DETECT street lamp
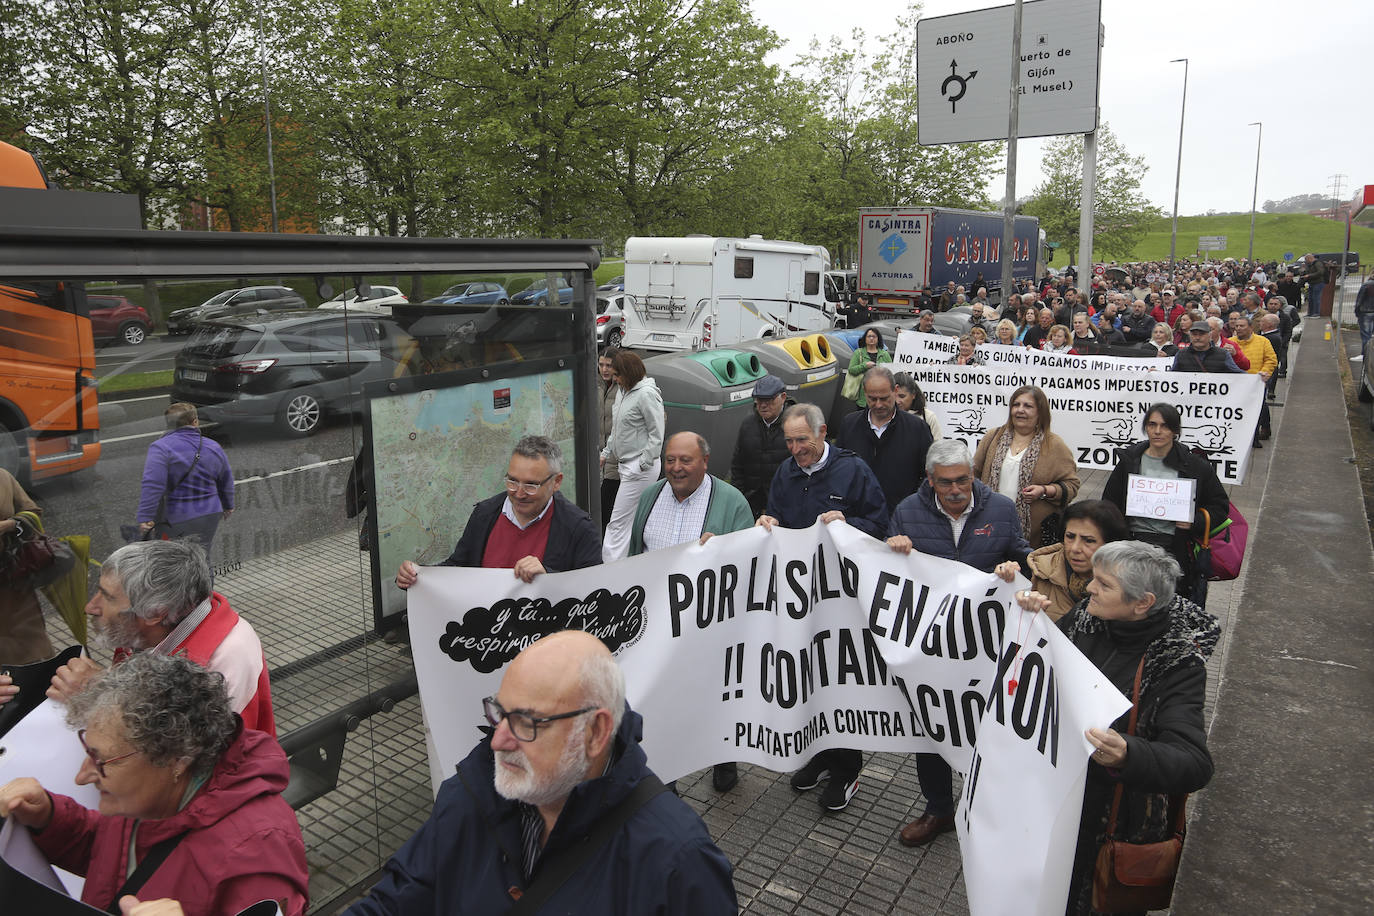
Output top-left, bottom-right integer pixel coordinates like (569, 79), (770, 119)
(1248, 122), (1262, 263)
(1168, 58), (1188, 277)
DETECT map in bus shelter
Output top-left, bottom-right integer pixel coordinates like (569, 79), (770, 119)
(367, 368), (577, 622)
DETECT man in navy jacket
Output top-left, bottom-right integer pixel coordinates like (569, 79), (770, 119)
(346, 631), (736, 915)
(396, 435), (601, 590)
(836, 366), (933, 513)
(757, 402), (887, 813)
(886, 440), (1029, 849)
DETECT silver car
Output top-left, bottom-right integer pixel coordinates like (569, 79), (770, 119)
(596, 292), (625, 349)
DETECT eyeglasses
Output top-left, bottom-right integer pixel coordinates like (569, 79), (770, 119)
(931, 474), (973, 490)
(77, 729), (139, 777)
(483, 696), (595, 742)
(504, 473), (555, 495)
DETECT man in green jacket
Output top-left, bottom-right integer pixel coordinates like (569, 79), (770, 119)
(629, 430), (753, 791)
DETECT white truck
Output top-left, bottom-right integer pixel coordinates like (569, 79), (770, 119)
(621, 235), (833, 351)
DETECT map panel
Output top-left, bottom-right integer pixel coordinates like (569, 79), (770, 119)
(368, 368), (577, 621)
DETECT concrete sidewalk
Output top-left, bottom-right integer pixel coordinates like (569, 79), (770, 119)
(1170, 327), (1374, 912)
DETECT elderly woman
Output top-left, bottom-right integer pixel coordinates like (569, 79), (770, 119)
(0, 653), (308, 916)
(600, 349), (664, 561)
(1102, 403), (1228, 604)
(972, 385), (1081, 548)
(1015, 541), (1218, 915)
(1024, 499), (1129, 620)
(892, 371), (942, 439)
(946, 333), (984, 366)
(1147, 321), (1178, 356)
(1041, 323), (1075, 355)
(993, 318), (1018, 347)
(0, 467), (59, 664)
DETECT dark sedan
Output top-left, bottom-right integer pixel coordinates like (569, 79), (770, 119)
(171, 312), (412, 436)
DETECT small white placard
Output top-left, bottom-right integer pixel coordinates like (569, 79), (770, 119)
(1125, 474), (1195, 522)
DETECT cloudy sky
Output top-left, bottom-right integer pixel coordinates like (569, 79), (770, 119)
(751, 0), (1370, 216)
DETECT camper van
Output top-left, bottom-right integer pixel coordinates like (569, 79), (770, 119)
(621, 236), (833, 352)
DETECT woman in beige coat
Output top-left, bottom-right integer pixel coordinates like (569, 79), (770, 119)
(972, 385), (1080, 549)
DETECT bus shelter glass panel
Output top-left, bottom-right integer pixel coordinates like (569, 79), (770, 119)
(3, 265), (592, 913)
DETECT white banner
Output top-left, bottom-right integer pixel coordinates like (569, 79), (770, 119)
(895, 329), (1175, 373)
(892, 333), (1263, 483)
(409, 521), (1129, 916)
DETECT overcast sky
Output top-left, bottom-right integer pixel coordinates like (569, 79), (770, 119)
(750, 0), (1370, 216)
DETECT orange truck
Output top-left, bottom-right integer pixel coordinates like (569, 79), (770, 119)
(0, 140), (103, 482)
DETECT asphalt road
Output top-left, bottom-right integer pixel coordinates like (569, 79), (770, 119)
(29, 386), (364, 573)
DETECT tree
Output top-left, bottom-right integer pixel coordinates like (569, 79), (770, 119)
(1021, 123), (1161, 263)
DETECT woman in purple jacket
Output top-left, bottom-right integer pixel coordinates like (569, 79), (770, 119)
(136, 403), (234, 555)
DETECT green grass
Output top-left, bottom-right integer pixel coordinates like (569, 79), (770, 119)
(97, 369), (173, 393)
(1098, 213), (1373, 265)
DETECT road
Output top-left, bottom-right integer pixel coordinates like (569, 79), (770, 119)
(29, 384), (365, 576)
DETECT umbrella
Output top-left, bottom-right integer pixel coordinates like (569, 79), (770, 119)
(42, 535), (93, 646)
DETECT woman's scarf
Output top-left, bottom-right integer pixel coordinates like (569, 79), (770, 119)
(988, 425), (1044, 535)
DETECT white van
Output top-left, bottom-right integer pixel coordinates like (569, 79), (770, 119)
(621, 236), (833, 351)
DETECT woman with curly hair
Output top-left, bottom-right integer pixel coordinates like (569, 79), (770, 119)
(0, 652), (309, 916)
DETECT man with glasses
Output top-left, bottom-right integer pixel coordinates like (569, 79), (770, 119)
(346, 630), (737, 915)
(885, 440), (1029, 849)
(396, 435), (600, 589)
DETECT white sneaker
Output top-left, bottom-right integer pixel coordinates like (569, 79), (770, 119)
(1351, 355), (1364, 362)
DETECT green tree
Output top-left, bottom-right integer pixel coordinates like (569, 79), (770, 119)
(1021, 123), (1161, 263)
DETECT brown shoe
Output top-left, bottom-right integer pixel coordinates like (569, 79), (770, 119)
(898, 813), (956, 847)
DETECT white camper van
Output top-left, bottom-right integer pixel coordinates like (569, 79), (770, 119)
(621, 236), (833, 352)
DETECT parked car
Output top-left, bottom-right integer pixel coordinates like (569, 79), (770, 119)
(511, 277), (574, 306)
(171, 312), (412, 436)
(167, 285), (308, 334)
(597, 275), (625, 292)
(318, 285), (408, 314)
(423, 281), (509, 306)
(596, 292), (625, 349)
(88, 294), (152, 345)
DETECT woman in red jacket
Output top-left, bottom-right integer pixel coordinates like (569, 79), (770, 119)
(0, 653), (308, 916)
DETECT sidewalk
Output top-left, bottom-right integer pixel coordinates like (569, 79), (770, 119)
(39, 326), (1369, 914)
(1169, 325), (1374, 912)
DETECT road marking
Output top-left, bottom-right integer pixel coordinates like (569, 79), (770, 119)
(103, 394), (170, 404)
(235, 456), (353, 485)
(101, 430), (165, 444)
(1276, 649), (1357, 670)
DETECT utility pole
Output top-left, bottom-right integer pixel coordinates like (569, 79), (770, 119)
(1168, 58), (1188, 278)
(999, 0), (1026, 306)
(1247, 122), (1261, 263)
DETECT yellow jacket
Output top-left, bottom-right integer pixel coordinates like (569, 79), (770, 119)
(1233, 332), (1277, 377)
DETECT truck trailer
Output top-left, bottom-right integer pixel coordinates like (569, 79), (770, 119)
(621, 236), (833, 352)
(858, 207), (1040, 315)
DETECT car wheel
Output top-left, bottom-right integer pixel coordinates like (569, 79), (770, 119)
(1359, 380), (1373, 404)
(119, 322), (148, 346)
(607, 327), (623, 349)
(497, 298), (509, 305)
(278, 392), (323, 437)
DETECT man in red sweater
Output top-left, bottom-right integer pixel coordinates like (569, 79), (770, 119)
(396, 436), (601, 589)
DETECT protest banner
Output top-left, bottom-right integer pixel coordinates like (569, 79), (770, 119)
(889, 335), (1263, 483)
(408, 521), (1129, 916)
(894, 329), (1175, 373)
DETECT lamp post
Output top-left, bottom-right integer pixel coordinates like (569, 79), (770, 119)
(1168, 58), (1188, 277)
(1248, 121), (1262, 263)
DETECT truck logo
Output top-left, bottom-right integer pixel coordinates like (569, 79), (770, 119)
(941, 59), (978, 113)
(879, 233), (908, 265)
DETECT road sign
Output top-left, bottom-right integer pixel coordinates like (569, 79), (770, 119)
(1198, 236), (1228, 251)
(916, 0), (1102, 145)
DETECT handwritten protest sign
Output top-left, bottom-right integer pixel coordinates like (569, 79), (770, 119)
(1125, 474), (1196, 522)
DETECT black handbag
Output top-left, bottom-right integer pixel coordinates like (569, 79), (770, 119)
(1, 511), (74, 590)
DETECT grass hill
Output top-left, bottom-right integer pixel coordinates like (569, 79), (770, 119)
(1086, 213), (1372, 266)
